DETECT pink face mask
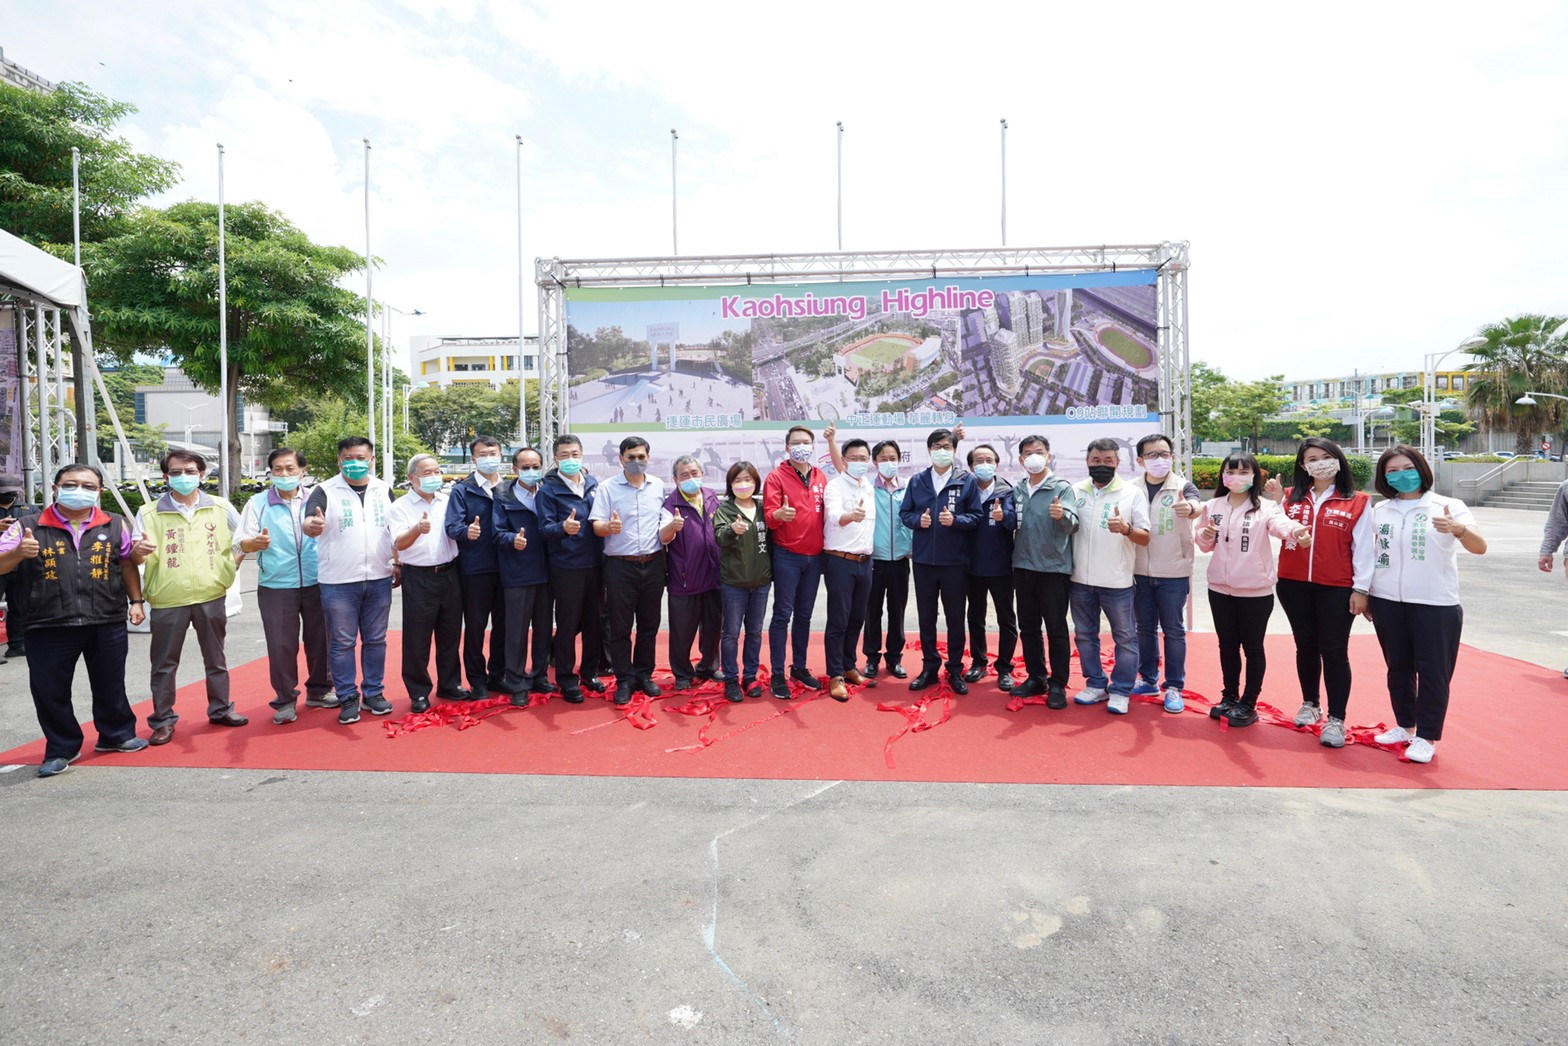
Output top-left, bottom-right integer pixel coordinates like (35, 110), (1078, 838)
(1222, 473), (1254, 493)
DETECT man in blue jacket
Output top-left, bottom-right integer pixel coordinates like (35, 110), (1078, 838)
(964, 443), (1018, 691)
(664, 455), (722, 690)
(492, 447), (552, 707)
(536, 434), (603, 703)
(898, 428), (981, 693)
(444, 435), (508, 699)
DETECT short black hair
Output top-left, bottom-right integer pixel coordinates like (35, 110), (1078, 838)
(785, 425), (814, 445)
(338, 436), (374, 455)
(161, 449), (207, 475)
(841, 438), (870, 457)
(1136, 433), (1173, 456)
(926, 428), (955, 449)
(513, 446), (541, 466)
(553, 433), (583, 454)
(725, 461), (762, 497)
(1085, 437), (1120, 455)
(1375, 444), (1434, 499)
(55, 462), (105, 486)
(1018, 434), (1050, 456)
(469, 435), (502, 456)
(267, 447), (306, 470)
(872, 440), (902, 461)
(619, 435), (650, 456)
(966, 443), (1000, 467)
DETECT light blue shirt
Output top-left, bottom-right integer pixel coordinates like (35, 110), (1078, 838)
(513, 481), (537, 513)
(589, 472), (672, 556)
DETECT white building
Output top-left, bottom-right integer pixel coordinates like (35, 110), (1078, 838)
(134, 368), (282, 477)
(0, 47), (55, 92)
(411, 335), (541, 388)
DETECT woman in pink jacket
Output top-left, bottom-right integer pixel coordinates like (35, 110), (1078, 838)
(1196, 452), (1311, 727)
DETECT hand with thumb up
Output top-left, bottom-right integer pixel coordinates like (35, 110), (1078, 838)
(990, 498), (1004, 522)
(18, 526), (40, 559)
(303, 507), (326, 537)
(563, 508), (581, 536)
(251, 526), (272, 552)
(1431, 502), (1463, 535)
(920, 506), (932, 529)
(609, 510), (623, 535)
(417, 512), (431, 535)
(775, 495), (796, 523)
(513, 528), (528, 550)
(467, 515), (482, 542)
(1107, 505), (1129, 535)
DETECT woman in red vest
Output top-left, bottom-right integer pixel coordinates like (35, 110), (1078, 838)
(1275, 438), (1374, 749)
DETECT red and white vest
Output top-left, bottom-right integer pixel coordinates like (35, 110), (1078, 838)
(1278, 490), (1369, 587)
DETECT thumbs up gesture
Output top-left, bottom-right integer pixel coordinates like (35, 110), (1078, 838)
(1293, 525), (1312, 547)
(467, 515), (482, 541)
(990, 498), (1004, 522)
(132, 530), (157, 559)
(775, 495), (796, 523)
(1264, 475), (1284, 501)
(1107, 505), (1129, 535)
(18, 526), (40, 559)
(850, 496), (866, 523)
(670, 512), (685, 532)
(563, 508), (581, 536)
(253, 526), (272, 551)
(513, 528), (528, 550)
(417, 512), (431, 535)
(731, 516), (751, 536)
(1432, 503), (1460, 534)
(609, 510), (623, 535)
(823, 420), (837, 443)
(939, 504), (954, 526)
(1173, 499), (1195, 518)
(1199, 515), (1219, 542)
(1048, 498), (1065, 521)
(304, 506), (326, 536)
(920, 506), (932, 529)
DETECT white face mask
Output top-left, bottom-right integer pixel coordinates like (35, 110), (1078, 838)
(1023, 453), (1047, 476)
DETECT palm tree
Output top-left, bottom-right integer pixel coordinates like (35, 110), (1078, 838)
(1464, 314), (1568, 454)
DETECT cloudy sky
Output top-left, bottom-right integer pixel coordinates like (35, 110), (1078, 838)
(9, 0), (1567, 381)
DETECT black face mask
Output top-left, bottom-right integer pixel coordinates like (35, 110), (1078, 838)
(0, 495), (17, 510)
(1087, 465), (1117, 484)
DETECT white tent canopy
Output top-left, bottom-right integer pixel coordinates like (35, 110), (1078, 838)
(0, 227), (85, 309)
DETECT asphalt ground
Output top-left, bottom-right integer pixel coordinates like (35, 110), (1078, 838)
(2, 505), (1565, 1045)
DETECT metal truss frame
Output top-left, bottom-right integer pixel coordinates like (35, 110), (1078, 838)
(536, 242), (1191, 465)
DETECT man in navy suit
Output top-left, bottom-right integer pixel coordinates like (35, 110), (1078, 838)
(898, 429), (982, 693)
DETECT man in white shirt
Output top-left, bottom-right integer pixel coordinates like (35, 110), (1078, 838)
(1069, 437), (1151, 715)
(388, 453), (465, 714)
(822, 438), (877, 701)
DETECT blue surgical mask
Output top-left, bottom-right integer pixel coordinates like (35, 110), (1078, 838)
(877, 461), (899, 479)
(418, 475), (445, 494)
(475, 455), (501, 475)
(973, 463), (996, 482)
(340, 459), (371, 481)
(1385, 468), (1423, 494)
(168, 474), (201, 496)
(518, 469), (542, 486)
(679, 478), (702, 496)
(557, 458), (583, 476)
(271, 474), (301, 492)
(930, 449), (954, 469)
(56, 486), (99, 511)
(846, 461), (870, 479)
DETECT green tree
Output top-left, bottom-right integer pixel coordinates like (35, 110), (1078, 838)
(407, 382), (525, 455)
(1291, 408), (1343, 441)
(291, 399), (429, 481)
(0, 81), (180, 249)
(1380, 386), (1477, 449)
(95, 363), (171, 462)
(1209, 373), (1286, 449)
(1188, 361), (1231, 444)
(78, 200), (372, 484)
(1464, 314), (1568, 454)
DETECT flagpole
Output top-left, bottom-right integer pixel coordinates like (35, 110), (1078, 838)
(363, 139), (376, 459)
(217, 143), (230, 499)
(836, 121), (843, 251)
(670, 129), (679, 255)
(999, 118), (1008, 248)
(516, 134), (528, 445)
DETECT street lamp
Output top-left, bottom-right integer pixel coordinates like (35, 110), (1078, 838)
(1422, 335), (1488, 464)
(1367, 406), (1397, 451)
(380, 303), (424, 482)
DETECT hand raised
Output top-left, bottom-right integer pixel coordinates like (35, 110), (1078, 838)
(670, 513), (685, 532)
(303, 507), (326, 536)
(1106, 506), (1129, 534)
(563, 508), (581, 536)
(1431, 503), (1458, 534)
(775, 495), (796, 523)
(920, 507), (932, 529)
(990, 498), (1004, 522)
(417, 512), (431, 535)
(513, 528), (528, 550)
(938, 506), (955, 527)
(466, 515), (482, 541)
(731, 517), (750, 535)
(1048, 499), (1065, 521)
(18, 526), (40, 559)
(1173, 499), (1195, 518)
(1263, 475), (1283, 501)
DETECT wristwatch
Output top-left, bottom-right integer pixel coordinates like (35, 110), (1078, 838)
(129, 599), (147, 605)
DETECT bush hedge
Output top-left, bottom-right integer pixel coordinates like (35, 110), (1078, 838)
(1189, 454), (1375, 492)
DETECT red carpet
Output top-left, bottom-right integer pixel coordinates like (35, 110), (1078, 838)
(3, 633), (1562, 789)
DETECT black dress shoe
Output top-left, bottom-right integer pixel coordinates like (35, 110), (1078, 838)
(947, 673), (969, 695)
(410, 696), (431, 714)
(637, 678), (663, 697)
(908, 670), (937, 691)
(469, 687), (489, 702)
(509, 692), (531, 708)
(864, 658), (880, 678)
(1012, 678), (1046, 698)
(1047, 684), (1068, 710)
(531, 680), (560, 695)
(614, 685), (633, 706)
(889, 662), (908, 679)
(437, 689), (471, 702)
(673, 678), (695, 692)
(582, 676), (607, 693)
(209, 712), (249, 727)
(149, 725), (175, 746)
(694, 669), (717, 681)
(790, 667), (822, 690)
(1224, 702), (1258, 727)
(1209, 697), (1239, 720)
(997, 675), (1014, 693)
(562, 687), (585, 704)
(963, 665), (986, 684)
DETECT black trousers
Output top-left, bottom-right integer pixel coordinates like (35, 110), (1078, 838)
(966, 572), (1018, 671)
(26, 622), (139, 761)
(501, 582), (553, 693)
(459, 570), (507, 691)
(1208, 590), (1274, 703)
(1276, 578), (1355, 719)
(912, 562), (966, 674)
(1370, 597), (1463, 741)
(550, 562), (604, 685)
(604, 554), (665, 682)
(256, 583), (334, 709)
(1014, 569), (1072, 687)
(862, 557), (910, 666)
(668, 589), (721, 682)
(823, 553), (873, 678)
(400, 565), (464, 700)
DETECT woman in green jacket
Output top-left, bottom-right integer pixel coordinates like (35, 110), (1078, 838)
(713, 462), (772, 702)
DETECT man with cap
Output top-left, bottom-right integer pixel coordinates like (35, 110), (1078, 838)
(0, 473), (29, 662)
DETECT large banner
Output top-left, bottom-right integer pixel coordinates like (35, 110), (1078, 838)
(564, 269), (1162, 486)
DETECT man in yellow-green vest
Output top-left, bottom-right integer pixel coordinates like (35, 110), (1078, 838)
(132, 450), (246, 745)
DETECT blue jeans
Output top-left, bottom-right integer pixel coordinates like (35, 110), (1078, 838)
(1133, 575), (1189, 689)
(1069, 582), (1138, 694)
(721, 581), (771, 684)
(320, 578), (393, 704)
(769, 547), (822, 674)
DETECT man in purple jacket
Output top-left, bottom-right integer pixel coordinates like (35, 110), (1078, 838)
(664, 454), (722, 690)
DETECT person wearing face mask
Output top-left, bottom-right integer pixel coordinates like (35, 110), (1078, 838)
(1275, 437), (1374, 748)
(443, 435), (509, 701)
(862, 440), (912, 681)
(235, 448), (337, 723)
(822, 438), (878, 701)
(1194, 452), (1310, 728)
(663, 455), (723, 691)
(537, 433), (605, 703)
(0, 464), (149, 777)
(1069, 438), (1151, 715)
(1129, 433), (1204, 715)
(304, 436), (396, 724)
(1012, 435), (1079, 708)
(762, 425), (829, 699)
(134, 450), (246, 745)
(713, 461), (771, 702)
(1366, 445), (1486, 765)
(963, 443), (1018, 691)
(0, 473), (32, 662)
(899, 428), (983, 694)
(492, 447), (554, 707)
(387, 453), (465, 714)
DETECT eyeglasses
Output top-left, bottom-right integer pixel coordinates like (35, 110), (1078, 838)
(59, 482), (101, 492)
(166, 467), (203, 477)
(1141, 452), (1173, 461)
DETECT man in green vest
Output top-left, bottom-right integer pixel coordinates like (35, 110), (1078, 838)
(133, 450), (246, 745)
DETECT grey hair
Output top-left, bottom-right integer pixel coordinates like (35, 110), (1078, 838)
(672, 454), (701, 477)
(406, 453), (441, 476)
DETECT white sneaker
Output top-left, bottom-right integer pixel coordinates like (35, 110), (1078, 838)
(1374, 725), (1414, 745)
(1107, 692), (1130, 715)
(1073, 686), (1108, 705)
(1406, 737), (1436, 763)
(1293, 702), (1323, 727)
